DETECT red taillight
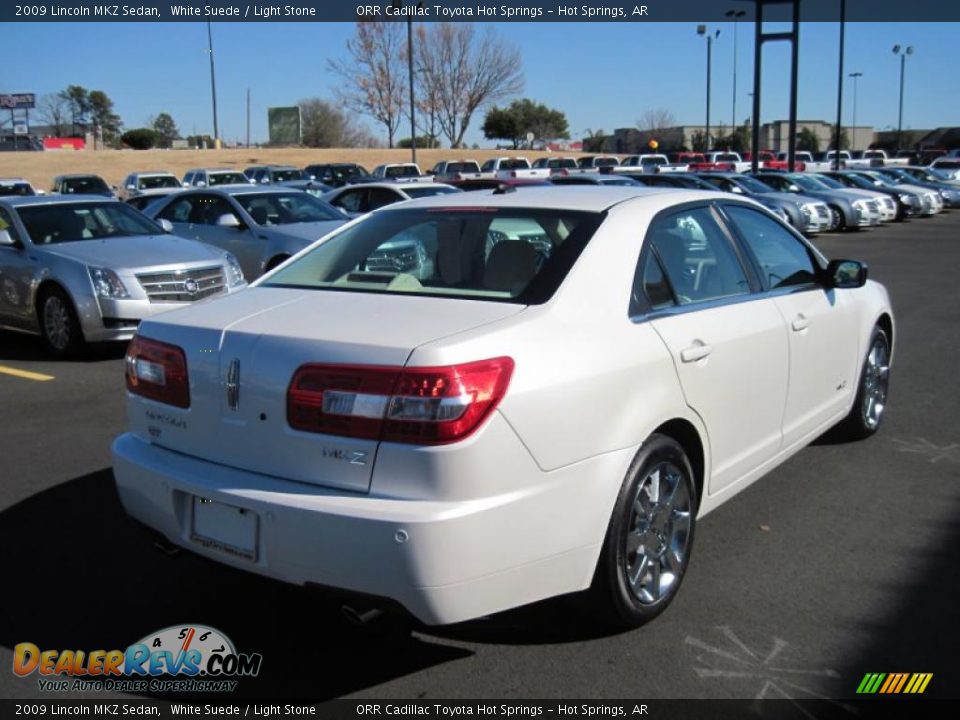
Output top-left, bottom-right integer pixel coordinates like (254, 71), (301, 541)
(125, 336), (190, 408)
(287, 358), (514, 445)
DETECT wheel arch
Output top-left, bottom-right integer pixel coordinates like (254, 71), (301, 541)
(876, 312), (894, 358)
(651, 418), (705, 512)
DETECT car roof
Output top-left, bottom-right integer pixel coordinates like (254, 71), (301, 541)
(2, 194), (119, 208)
(178, 186), (304, 197)
(0, 177), (32, 183)
(132, 171), (176, 177)
(56, 173), (105, 180)
(378, 185), (712, 213)
(337, 182), (454, 191)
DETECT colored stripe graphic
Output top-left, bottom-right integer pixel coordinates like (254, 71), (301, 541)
(857, 672), (932, 694)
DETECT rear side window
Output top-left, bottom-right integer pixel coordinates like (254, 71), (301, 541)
(264, 208), (602, 304)
(642, 207), (750, 307)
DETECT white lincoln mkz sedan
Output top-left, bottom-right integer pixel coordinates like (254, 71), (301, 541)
(113, 187), (894, 627)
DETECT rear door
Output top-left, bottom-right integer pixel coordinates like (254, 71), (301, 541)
(721, 204), (859, 445)
(638, 205), (789, 495)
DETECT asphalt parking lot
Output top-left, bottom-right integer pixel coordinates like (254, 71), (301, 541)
(1, 212), (957, 703)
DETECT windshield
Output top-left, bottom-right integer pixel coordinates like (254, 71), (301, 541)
(62, 177), (110, 194)
(270, 169), (306, 182)
(235, 192), (344, 225)
(734, 176), (776, 193)
(790, 175), (829, 191)
(208, 172), (250, 186)
(859, 173), (895, 188)
(19, 201), (162, 243)
(812, 175), (844, 189)
(403, 186), (462, 199)
(262, 207), (602, 304)
(138, 176), (181, 190)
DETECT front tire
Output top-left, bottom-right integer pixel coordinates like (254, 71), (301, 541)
(589, 434), (697, 629)
(836, 326), (891, 440)
(38, 287), (84, 357)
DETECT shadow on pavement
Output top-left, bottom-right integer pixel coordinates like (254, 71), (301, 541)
(0, 330), (127, 363)
(834, 494), (960, 699)
(0, 469), (471, 700)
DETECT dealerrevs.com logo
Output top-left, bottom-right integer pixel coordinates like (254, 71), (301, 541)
(13, 624), (262, 693)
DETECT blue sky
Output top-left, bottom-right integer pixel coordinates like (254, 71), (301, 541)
(2, 21), (957, 145)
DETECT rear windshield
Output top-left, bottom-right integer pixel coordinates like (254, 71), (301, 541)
(444, 162), (481, 173)
(19, 202), (161, 243)
(595, 158), (619, 167)
(270, 168), (306, 182)
(385, 166), (421, 178)
(138, 176), (180, 190)
(0, 183), (35, 196)
(262, 207), (602, 304)
(403, 186), (462, 199)
(62, 176), (110, 194)
(499, 159), (529, 170)
(208, 172), (250, 186)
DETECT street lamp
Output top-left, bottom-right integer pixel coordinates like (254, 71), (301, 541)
(725, 9), (745, 131)
(892, 45), (914, 151)
(207, 21), (219, 146)
(697, 25), (720, 152)
(849, 72), (863, 151)
(393, 0), (423, 163)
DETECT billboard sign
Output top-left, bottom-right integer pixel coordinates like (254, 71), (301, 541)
(1, 93), (36, 110)
(268, 106), (301, 146)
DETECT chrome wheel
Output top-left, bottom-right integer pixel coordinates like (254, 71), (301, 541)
(861, 337), (890, 430)
(624, 461), (693, 605)
(43, 294), (73, 353)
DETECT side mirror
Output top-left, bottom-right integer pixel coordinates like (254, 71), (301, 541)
(788, 184), (800, 192)
(181, 182), (191, 188)
(826, 259), (867, 289)
(157, 218), (174, 233)
(216, 213), (242, 229)
(0, 229), (16, 246)
(731, 186), (743, 194)
(127, 184), (136, 191)
(196, 181), (207, 188)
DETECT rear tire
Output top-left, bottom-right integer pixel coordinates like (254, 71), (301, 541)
(835, 326), (890, 440)
(829, 205), (846, 231)
(589, 434), (697, 629)
(38, 287), (84, 357)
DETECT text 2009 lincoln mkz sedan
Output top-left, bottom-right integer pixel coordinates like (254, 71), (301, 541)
(113, 187), (893, 628)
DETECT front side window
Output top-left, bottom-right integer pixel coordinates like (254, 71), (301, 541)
(0, 206), (22, 242)
(234, 192), (343, 225)
(644, 207), (750, 306)
(263, 208), (600, 304)
(724, 205), (820, 290)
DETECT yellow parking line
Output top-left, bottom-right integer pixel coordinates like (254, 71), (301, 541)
(0, 365), (55, 382)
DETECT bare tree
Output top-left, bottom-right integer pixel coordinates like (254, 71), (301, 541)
(637, 108), (677, 131)
(298, 98), (368, 148)
(36, 93), (71, 136)
(416, 23), (524, 148)
(327, 21), (407, 148)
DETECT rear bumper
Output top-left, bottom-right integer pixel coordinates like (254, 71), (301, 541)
(112, 431), (631, 625)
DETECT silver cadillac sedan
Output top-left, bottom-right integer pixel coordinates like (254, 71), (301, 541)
(145, 187), (348, 280)
(0, 195), (246, 355)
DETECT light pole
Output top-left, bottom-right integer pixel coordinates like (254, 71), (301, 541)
(849, 71), (862, 151)
(697, 25), (720, 152)
(725, 9), (745, 131)
(207, 21), (219, 146)
(892, 45), (913, 151)
(393, 0), (423, 163)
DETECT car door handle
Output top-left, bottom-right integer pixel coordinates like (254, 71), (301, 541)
(680, 342), (713, 363)
(791, 314), (810, 332)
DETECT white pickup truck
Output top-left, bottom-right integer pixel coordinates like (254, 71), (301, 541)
(370, 163), (436, 182)
(617, 154), (689, 174)
(785, 152), (834, 173)
(479, 157), (551, 180)
(705, 152), (751, 173)
(823, 150), (908, 169)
